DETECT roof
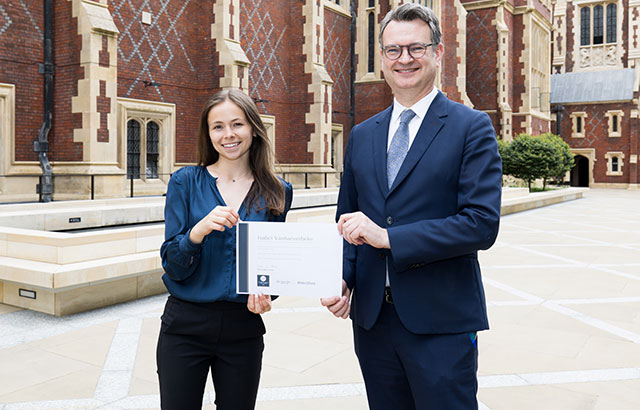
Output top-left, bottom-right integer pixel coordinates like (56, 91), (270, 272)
(550, 69), (635, 104)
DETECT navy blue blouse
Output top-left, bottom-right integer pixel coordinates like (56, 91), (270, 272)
(160, 166), (293, 303)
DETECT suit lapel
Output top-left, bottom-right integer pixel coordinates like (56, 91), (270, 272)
(373, 106), (393, 196)
(387, 92), (447, 197)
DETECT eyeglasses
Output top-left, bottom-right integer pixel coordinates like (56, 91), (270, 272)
(382, 42), (435, 60)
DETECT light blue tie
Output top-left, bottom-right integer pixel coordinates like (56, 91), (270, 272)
(387, 109), (416, 188)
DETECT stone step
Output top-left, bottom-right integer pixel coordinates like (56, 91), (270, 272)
(0, 187), (589, 315)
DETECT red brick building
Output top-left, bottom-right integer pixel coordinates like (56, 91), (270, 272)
(551, 0), (639, 188)
(0, 0), (552, 202)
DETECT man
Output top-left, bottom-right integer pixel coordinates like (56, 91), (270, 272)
(321, 3), (502, 410)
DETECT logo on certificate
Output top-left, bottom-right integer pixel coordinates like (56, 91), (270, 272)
(257, 274), (270, 287)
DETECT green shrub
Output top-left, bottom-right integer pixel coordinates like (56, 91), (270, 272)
(500, 133), (574, 191)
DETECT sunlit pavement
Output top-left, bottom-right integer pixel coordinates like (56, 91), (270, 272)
(1, 189), (639, 410)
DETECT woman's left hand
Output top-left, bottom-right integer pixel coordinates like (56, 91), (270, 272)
(247, 293), (272, 314)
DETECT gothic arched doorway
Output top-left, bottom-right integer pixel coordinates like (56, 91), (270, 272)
(570, 155), (589, 187)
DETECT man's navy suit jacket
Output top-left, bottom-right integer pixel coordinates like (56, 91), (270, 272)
(337, 91), (502, 334)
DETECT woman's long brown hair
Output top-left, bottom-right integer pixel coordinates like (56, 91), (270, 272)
(196, 89), (285, 215)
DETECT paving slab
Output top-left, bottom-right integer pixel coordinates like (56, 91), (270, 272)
(0, 189), (639, 409)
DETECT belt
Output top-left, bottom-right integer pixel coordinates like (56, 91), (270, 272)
(384, 287), (393, 304)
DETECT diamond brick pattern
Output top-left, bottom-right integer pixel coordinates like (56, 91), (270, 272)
(0, 5), (12, 36)
(467, 10), (496, 109)
(240, 0), (288, 111)
(111, 0), (195, 102)
(0, 1), (42, 39)
(324, 11), (349, 104)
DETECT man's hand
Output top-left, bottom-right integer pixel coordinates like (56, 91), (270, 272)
(320, 280), (351, 319)
(247, 293), (272, 314)
(337, 211), (390, 248)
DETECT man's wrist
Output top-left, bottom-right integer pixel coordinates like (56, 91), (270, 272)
(381, 228), (391, 249)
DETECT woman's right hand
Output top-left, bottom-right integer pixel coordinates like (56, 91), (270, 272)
(189, 206), (239, 244)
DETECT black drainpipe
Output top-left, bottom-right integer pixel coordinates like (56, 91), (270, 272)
(551, 104), (564, 137)
(349, 0), (356, 131)
(34, 0), (54, 202)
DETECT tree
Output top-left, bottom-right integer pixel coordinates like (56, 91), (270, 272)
(539, 132), (574, 187)
(500, 133), (573, 190)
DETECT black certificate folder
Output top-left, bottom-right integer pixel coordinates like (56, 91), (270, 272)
(237, 222), (250, 293)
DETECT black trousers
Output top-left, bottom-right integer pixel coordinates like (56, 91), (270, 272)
(156, 296), (266, 410)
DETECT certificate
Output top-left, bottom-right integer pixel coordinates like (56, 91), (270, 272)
(236, 221), (342, 298)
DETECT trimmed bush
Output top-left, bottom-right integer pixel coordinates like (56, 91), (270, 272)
(500, 133), (574, 190)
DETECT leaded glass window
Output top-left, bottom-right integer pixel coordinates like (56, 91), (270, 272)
(146, 121), (159, 179)
(368, 12), (375, 73)
(127, 120), (140, 179)
(593, 5), (603, 44)
(580, 7), (590, 46)
(606, 4), (616, 43)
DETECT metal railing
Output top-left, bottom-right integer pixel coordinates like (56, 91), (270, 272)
(281, 171), (343, 189)
(0, 171), (343, 204)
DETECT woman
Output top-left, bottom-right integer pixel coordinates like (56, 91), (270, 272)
(157, 88), (292, 410)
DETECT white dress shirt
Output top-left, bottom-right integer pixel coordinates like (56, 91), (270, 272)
(387, 87), (439, 152)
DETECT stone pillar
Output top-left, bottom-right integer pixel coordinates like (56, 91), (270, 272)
(212, 0), (250, 91)
(516, 8), (552, 136)
(496, 4), (513, 141)
(303, 0), (334, 165)
(454, 0), (473, 107)
(552, 0), (566, 73)
(70, 0), (119, 165)
(630, 107), (639, 189)
(630, 1), (640, 64)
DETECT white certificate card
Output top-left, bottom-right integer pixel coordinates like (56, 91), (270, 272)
(236, 221), (342, 298)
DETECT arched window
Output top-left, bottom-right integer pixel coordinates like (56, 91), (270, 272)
(127, 120), (141, 179)
(580, 7), (590, 46)
(368, 11), (375, 73)
(593, 5), (603, 44)
(146, 121), (159, 179)
(611, 156), (618, 172)
(606, 3), (616, 43)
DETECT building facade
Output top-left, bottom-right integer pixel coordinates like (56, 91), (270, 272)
(551, 0), (639, 188)
(0, 0), (552, 203)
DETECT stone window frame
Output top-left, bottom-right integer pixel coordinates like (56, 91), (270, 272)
(0, 83), (19, 177)
(571, 111), (587, 138)
(530, 17), (551, 115)
(578, 1), (617, 46)
(324, 0), (350, 18)
(574, 0), (621, 70)
(260, 114), (276, 154)
(1, 83), (42, 177)
(605, 109), (623, 137)
(117, 98), (175, 185)
(355, 0), (380, 82)
(604, 151), (624, 176)
(411, 0), (436, 8)
(331, 123), (344, 172)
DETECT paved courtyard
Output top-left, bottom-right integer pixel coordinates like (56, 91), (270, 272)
(0, 188), (639, 409)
